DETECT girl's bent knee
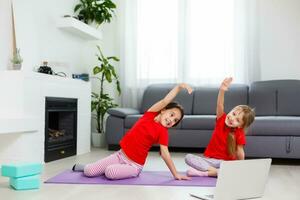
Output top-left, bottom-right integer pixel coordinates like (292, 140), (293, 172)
(185, 154), (194, 164)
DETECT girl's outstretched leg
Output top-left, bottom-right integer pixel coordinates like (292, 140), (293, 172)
(83, 152), (121, 177)
(104, 164), (141, 180)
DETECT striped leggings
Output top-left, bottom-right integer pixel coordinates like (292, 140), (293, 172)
(185, 154), (223, 171)
(84, 150), (143, 180)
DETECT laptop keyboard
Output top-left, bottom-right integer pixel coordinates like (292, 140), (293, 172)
(206, 194), (214, 198)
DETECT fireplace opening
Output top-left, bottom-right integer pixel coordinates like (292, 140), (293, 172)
(44, 97), (77, 162)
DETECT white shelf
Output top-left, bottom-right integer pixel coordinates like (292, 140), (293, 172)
(57, 17), (102, 40)
(0, 115), (39, 134)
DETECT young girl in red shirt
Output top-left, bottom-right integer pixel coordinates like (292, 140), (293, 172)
(73, 83), (193, 180)
(185, 77), (255, 177)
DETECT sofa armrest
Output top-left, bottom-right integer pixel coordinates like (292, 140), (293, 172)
(107, 108), (140, 118)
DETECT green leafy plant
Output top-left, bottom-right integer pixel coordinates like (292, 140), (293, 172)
(91, 45), (121, 134)
(74, 0), (116, 27)
(11, 48), (23, 64)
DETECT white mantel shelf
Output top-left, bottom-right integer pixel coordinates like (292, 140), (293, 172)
(0, 70), (90, 134)
(0, 116), (39, 134)
(57, 17), (102, 40)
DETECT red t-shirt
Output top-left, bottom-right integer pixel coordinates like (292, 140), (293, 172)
(120, 112), (168, 165)
(204, 113), (246, 160)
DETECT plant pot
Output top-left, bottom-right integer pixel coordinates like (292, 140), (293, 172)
(13, 63), (22, 70)
(91, 132), (106, 147)
(89, 21), (101, 29)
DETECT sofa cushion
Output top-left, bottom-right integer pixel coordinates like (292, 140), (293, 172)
(276, 80), (300, 116)
(124, 115), (142, 128)
(247, 116), (300, 136)
(140, 84), (194, 115)
(193, 84), (248, 115)
(108, 108), (140, 118)
(181, 115), (216, 130)
(249, 81), (277, 116)
(124, 114), (182, 129)
(249, 80), (300, 116)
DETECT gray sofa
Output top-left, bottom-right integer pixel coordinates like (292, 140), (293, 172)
(106, 80), (300, 159)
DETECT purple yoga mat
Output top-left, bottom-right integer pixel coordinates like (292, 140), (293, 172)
(45, 170), (216, 187)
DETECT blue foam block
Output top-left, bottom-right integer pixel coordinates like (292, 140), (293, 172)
(1, 163), (42, 178)
(10, 175), (40, 190)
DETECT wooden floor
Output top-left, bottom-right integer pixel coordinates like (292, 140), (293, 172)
(1, 148), (300, 200)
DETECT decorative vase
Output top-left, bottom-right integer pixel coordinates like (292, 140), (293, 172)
(91, 132), (106, 147)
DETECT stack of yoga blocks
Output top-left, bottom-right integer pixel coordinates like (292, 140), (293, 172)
(1, 163), (42, 190)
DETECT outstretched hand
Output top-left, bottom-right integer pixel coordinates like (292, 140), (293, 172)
(174, 174), (191, 180)
(147, 83), (192, 112)
(220, 77), (233, 91)
(179, 83), (193, 94)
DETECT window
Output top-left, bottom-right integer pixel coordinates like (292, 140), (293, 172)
(136, 0), (235, 84)
(187, 0), (234, 83)
(137, 0), (179, 81)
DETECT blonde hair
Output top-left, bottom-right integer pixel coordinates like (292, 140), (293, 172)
(227, 105), (255, 156)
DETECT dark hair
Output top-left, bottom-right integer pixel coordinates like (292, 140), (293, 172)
(164, 102), (184, 127)
(227, 105), (255, 156)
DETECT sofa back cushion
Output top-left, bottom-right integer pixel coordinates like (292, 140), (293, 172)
(277, 80), (300, 116)
(249, 80), (300, 116)
(249, 81), (277, 116)
(141, 84), (194, 114)
(193, 84), (248, 115)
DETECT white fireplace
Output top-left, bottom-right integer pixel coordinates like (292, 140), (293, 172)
(0, 70), (91, 164)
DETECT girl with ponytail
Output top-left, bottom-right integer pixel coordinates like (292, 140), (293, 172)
(185, 77), (255, 177)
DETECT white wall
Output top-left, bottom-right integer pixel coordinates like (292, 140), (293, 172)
(0, 0), (13, 70)
(0, 0), (121, 133)
(258, 0), (300, 80)
(11, 0), (101, 75)
(0, 0), (117, 75)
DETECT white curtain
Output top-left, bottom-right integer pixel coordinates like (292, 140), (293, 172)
(234, 0), (260, 84)
(118, 0), (259, 109)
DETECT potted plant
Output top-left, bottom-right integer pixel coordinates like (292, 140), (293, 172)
(91, 45), (121, 147)
(74, 0), (117, 28)
(11, 48), (23, 70)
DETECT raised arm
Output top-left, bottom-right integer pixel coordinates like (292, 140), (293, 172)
(148, 83), (193, 112)
(216, 77), (233, 119)
(160, 145), (190, 180)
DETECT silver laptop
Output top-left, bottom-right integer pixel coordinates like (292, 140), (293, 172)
(190, 158), (272, 200)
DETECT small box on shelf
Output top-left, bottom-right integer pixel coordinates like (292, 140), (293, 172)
(72, 73), (89, 81)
